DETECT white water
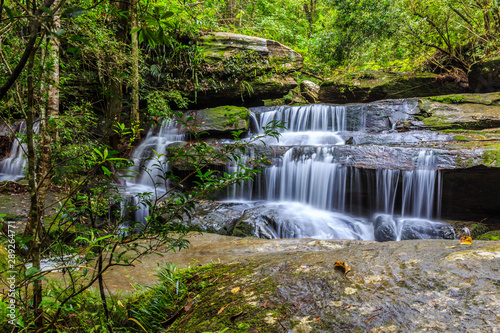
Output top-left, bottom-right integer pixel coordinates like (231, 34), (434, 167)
(124, 103), (452, 241)
(223, 104), (449, 240)
(121, 119), (184, 225)
(0, 122), (29, 181)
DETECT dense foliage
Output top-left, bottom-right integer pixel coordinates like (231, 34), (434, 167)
(1, 0), (500, 331)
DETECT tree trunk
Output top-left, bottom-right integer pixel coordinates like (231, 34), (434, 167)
(37, 0), (60, 222)
(130, 0), (140, 136)
(25, 43), (44, 332)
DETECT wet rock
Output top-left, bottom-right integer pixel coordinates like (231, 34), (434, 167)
(318, 71), (465, 104)
(419, 92), (500, 130)
(400, 218), (455, 240)
(107, 235), (500, 331)
(183, 201), (249, 234)
(373, 214), (397, 242)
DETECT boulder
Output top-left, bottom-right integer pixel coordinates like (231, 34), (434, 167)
(468, 57), (500, 93)
(199, 32), (303, 71)
(185, 105), (250, 136)
(318, 71), (466, 104)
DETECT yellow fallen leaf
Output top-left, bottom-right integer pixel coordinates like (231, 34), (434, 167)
(334, 261), (351, 277)
(231, 287), (240, 294)
(217, 304), (228, 315)
(460, 236), (472, 245)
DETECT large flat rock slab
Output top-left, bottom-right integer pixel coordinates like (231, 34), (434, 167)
(100, 233), (500, 332)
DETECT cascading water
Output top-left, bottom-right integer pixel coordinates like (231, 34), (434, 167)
(223, 103), (453, 241)
(126, 103), (454, 241)
(0, 121), (38, 182)
(121, 119), (185, 224)
(128, 119), (185, 187)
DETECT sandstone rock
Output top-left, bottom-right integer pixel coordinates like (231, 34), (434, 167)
(318, 71), (465, 104)
(419, 92), (500, 130)
(185, 105), (250, 135)
(199, 32), (303, 71)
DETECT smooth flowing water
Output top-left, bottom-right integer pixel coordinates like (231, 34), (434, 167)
(223, 103), (452, 240)
(0, 122), (30, 181)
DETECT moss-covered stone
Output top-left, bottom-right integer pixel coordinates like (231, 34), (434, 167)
(187, 106), (250, 136)
(318, 71), (465, 104)
(418, 93), (500, 130)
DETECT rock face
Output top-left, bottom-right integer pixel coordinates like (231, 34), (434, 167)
(469, 57), (500, 93)
(199, 32), (303, 71)
(108, 234), (500, 332)
(190, 32), (303, 107)
(318, 71), (466, 104)
(419, 92), (500, 129)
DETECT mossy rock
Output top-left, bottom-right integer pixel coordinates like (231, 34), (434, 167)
(318, 71), (465, 104)
(186, 105), (250, 136)
(477, 230), (500, 241)
(419, 93), (500, 130)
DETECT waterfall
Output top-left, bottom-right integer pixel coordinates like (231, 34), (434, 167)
(127, 103), (452, 241)
(0, 122), (36, 182)
(120, 119), (185, 226)
(128, 119), (184, 187)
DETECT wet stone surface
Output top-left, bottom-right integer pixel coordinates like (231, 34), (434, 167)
(100, 233), (500, 332)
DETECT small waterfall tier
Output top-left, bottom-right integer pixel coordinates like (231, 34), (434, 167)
(128, 102), (455, 241)
(222, 103), (453, 241)
(0, 122), (30, 182)
(121, 119), (185, 224)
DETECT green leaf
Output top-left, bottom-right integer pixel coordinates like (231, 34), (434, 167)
(26, 266), (41, 278)
(39, 6), (51, 14)
(130, 27), (141, 34)
(102, 166), (111, 176)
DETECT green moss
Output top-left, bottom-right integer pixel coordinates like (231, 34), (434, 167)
(161, 263), (287, 332)
(453, 135), (469, 141)
(422, 115), (453, 129)
(204, 106), (250, 130)
(481, 143), (500, 166)
(428, 95), (467, 104)
(477, 230), (500, 241)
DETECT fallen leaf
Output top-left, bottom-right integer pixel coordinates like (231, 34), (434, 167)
(460, 236), (472, 245)
(217, 304), (229, 315)
(334, 261), (351, 277)
(231, 287), (240, 294)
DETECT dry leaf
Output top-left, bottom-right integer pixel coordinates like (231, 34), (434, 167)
(231, 287), (240, 294)
(334, 261), (351, 276)
(217, 304), (229, 315)
(460, 236), (472, 245)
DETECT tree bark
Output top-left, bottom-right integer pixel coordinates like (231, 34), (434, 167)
(130, 0), (140, 135)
